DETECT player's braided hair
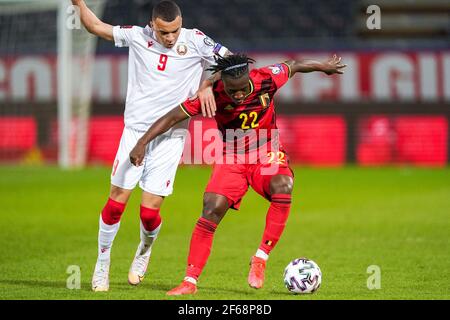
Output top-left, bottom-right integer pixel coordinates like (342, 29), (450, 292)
(207, 54), (255, 78)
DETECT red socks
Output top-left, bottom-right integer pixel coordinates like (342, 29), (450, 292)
(259, 194), (291, 255)
(182, 194), (290, 281)
(186, 217), (218, 281)
(101, 198), (162, 232)
(101, 198), (126, 225)
(140, 205), (162, 232)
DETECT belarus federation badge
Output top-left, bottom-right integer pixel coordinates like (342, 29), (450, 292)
(176, 43), (188, 56)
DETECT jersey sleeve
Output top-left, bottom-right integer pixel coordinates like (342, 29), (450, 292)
(192, 29), (229, 66)
(261, 62), (292, 89)
(179, 97), (202, 117)
(112, 25), (138, 48)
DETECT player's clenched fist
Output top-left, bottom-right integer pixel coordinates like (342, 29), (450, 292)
(129, 141), (146, 166)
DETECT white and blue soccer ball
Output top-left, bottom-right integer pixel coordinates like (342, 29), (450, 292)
(283, 258), (322, 294)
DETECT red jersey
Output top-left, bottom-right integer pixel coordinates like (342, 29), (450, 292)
(180, 63), (291, 156)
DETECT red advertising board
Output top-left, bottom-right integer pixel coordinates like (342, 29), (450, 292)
(357, 115), (448, 166)
(0, 51), (449, 103)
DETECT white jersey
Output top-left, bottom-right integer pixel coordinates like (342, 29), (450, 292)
(113, 25), (228, 131)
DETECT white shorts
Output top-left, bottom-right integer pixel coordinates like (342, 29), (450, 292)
(110, 127), (186, 196)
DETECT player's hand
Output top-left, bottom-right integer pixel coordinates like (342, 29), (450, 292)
(129, 142), (146, 167)
(197, 85), (216, 118)
(322, 54), (347, 75)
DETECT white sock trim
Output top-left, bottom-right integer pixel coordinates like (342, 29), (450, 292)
(255, 249), (269, 261)
(184, 277), (197, 285)
(99, 216), (120, 232)
(140, 221), (162, 237)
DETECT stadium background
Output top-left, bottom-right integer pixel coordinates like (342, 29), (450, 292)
(0, 0), (449, 300)
(1, 0), (448, 166)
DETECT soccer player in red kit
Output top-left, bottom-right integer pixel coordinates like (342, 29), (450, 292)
(130, 54), (346, 295)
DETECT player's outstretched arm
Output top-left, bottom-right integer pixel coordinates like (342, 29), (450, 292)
(287, 54), (347, 75)
(71, 0), (113, 41)
(129, 106), (189, 166)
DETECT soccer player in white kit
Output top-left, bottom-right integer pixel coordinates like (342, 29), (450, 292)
(72, 0), (229, 291)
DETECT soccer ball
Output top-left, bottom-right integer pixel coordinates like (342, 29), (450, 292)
(283, 258), (322, 294)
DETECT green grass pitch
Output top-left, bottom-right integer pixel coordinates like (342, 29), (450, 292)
(0, 166), (449, 300)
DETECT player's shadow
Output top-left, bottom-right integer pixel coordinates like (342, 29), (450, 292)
(267, 289), (302, 297)
(198, 285), (261, 296)
(111, 281), (172, 292)
(112, 282), (254, 296)
(0, 279), (68, 289)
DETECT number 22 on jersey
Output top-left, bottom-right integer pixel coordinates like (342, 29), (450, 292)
(157, 54), (168, 71)
(239, 111), (259, 130)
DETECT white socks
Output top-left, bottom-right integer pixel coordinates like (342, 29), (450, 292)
(138, 221), (161, 255)
(98, 215), (120, 263)
(97, 217), (162, 262)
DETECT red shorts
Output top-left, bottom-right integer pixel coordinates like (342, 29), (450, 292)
(205, 151), (294, 210)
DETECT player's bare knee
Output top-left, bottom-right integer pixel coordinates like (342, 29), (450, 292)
(109, 185), (132, 203)
(202, 203), (227, 223)
(141, 192), (164, 209)
(202, 193), (228, 224)
(141, 201), (162, 210)
(270, 175), (293, 195)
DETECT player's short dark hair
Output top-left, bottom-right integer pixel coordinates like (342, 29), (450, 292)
(207, 54), (255, 79)
(152, 1), (182, 22)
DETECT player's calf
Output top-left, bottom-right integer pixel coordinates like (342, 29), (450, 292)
(97, 198), (125, 262)
(101, 197), (126, 225)
(128, 206), (162, 286)
(258, 193), (292, 255)
(93, 197), (126, 292)
(249, 177), (293, 289)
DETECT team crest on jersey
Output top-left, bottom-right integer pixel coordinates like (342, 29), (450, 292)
(203, 36), (215, 47)
(259, 93), (270, 108)
(176, 43), (188, 56)
(268, 65), (282, 75)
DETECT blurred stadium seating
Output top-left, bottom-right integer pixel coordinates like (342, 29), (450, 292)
(3, 0), (448, 54)
(0, 0), (448, 166)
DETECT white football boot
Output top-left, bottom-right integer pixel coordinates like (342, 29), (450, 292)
(92, 260), (110, 292)
(128, 242), (152, 286)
